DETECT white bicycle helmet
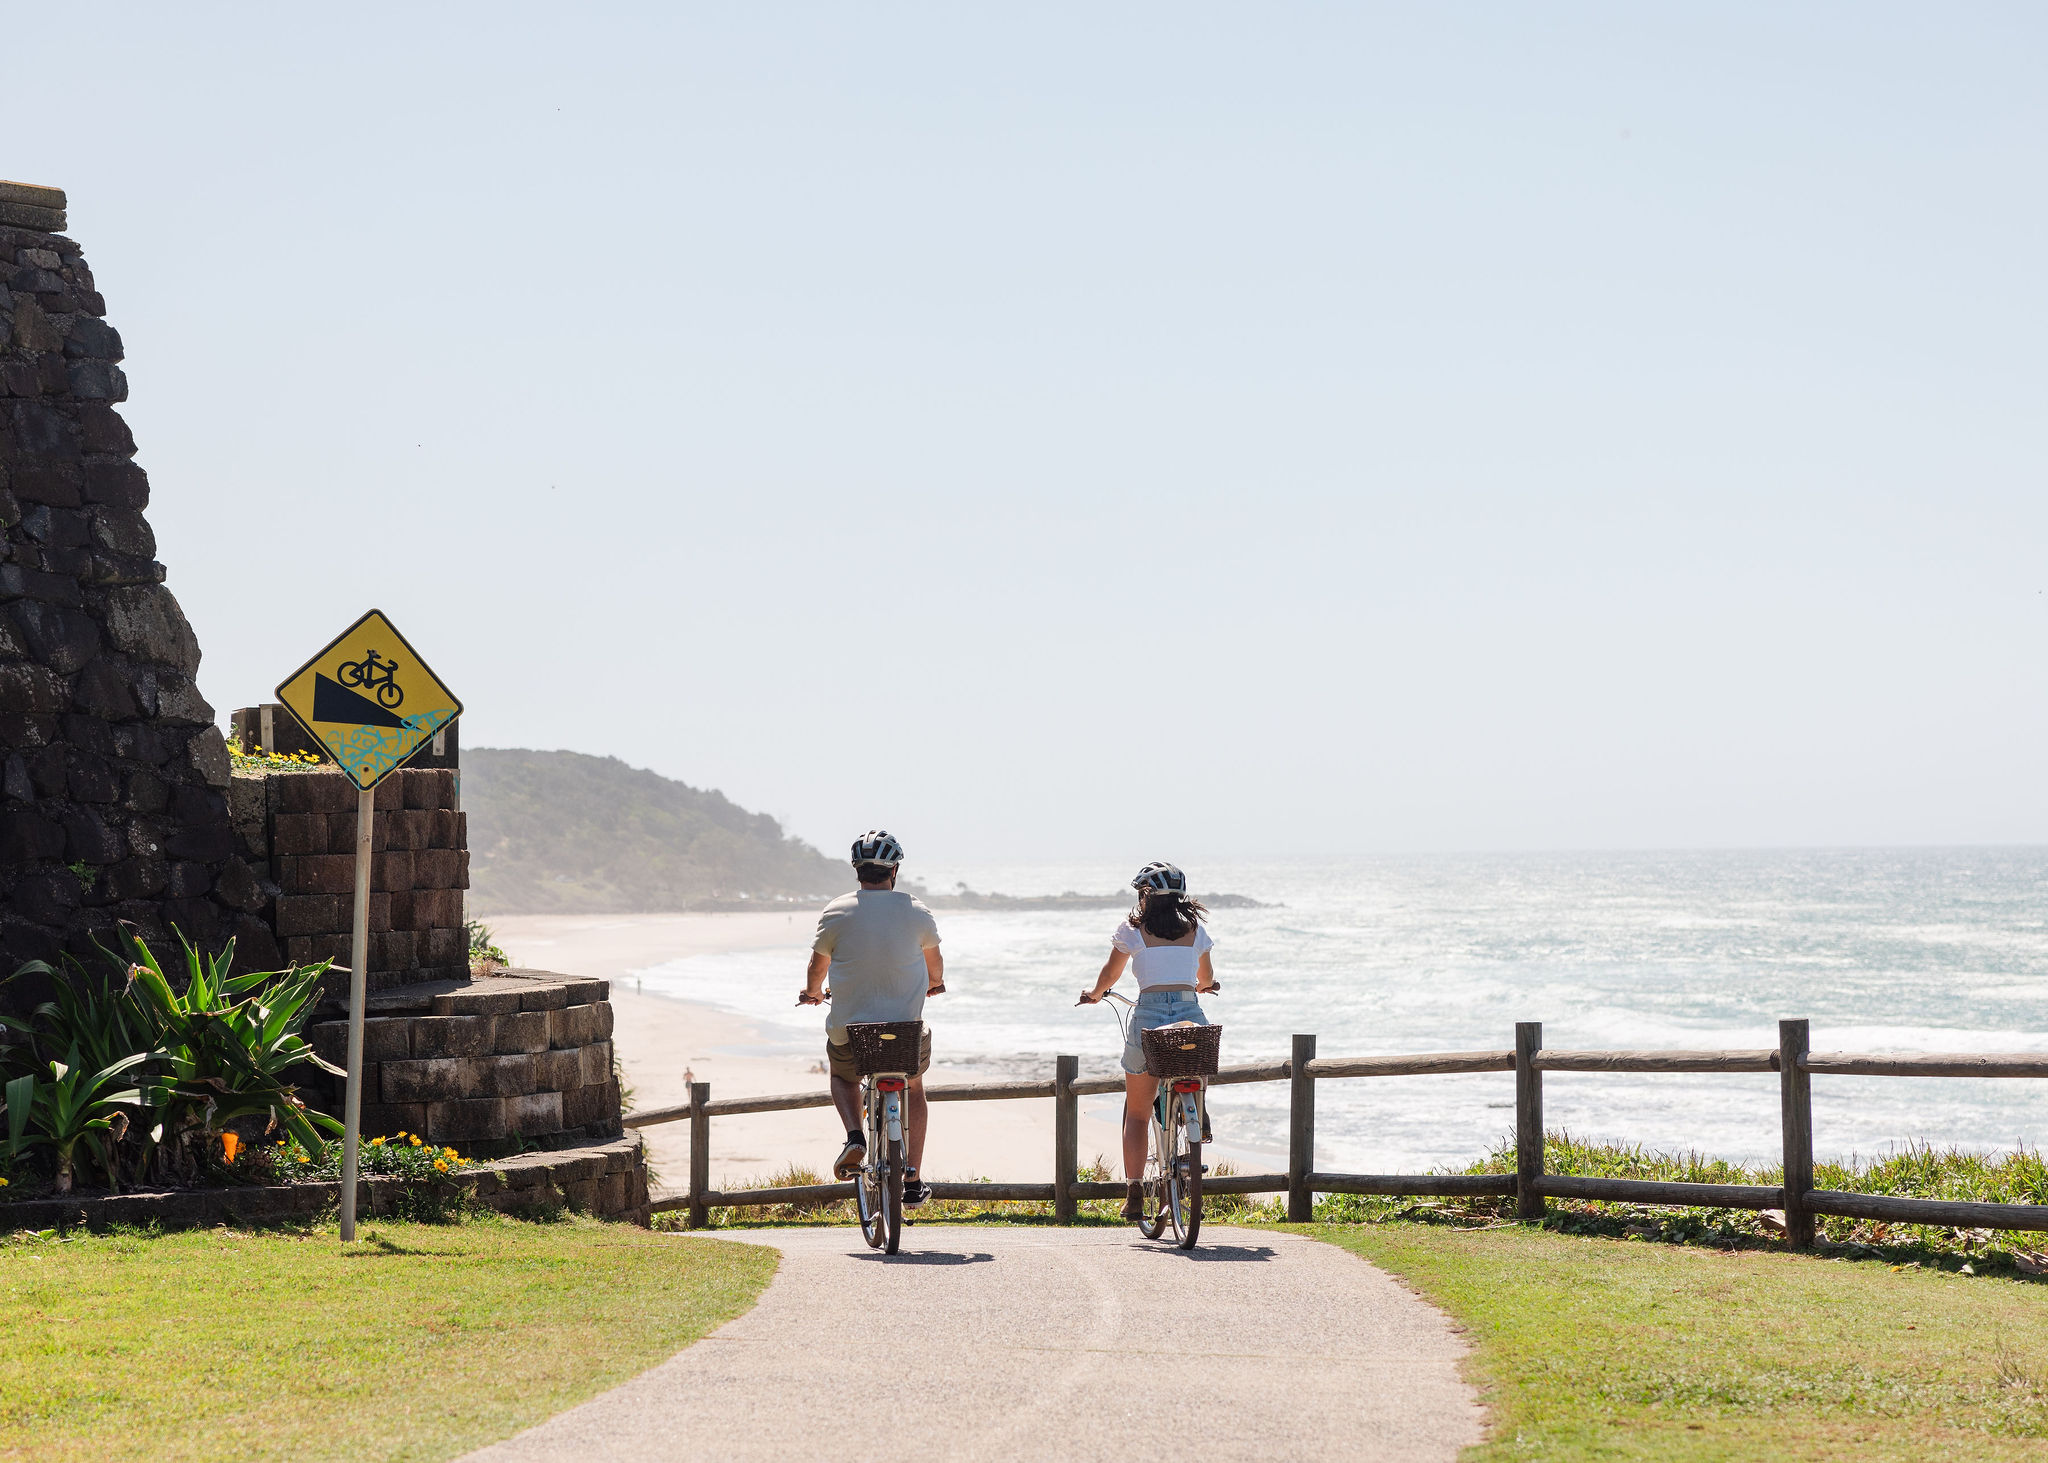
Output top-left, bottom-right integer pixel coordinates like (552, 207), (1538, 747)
(1131, 861), (1188, 895)
(850, 830), (906, 867)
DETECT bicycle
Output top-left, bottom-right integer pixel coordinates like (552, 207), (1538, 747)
(840, 1018), (923, 1253)
(795, 985), (943, 1256)
(1089, 988), (1222, 1250)
(337, 648), (405, 709)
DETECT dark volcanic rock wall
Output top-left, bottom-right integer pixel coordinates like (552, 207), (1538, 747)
(0, 188), (271, 991)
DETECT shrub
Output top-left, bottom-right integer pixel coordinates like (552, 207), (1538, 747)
(3, 925), (341, 1195)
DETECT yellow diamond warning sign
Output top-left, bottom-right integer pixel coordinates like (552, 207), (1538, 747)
(275, 609), (463, 791)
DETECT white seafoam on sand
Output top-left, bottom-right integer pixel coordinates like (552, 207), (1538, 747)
(627, 849), (2048, 1174)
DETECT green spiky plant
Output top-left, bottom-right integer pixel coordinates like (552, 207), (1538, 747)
(119, 930), (344, 1178)
(12, 1046), (149, 1192)
(19, 955), (166, 1084)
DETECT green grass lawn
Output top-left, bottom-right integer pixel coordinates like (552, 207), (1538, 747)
(0, 1216), (775, 1463)
(1300, 1220), (2048, 1461)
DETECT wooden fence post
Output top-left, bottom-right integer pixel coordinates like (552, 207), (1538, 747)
(1288, 1033), (1317, 1222)
(1779, 1018), (1813, 1249)
(688, 1080), (710, 1230)
(1515, 1021), (1544, 1221)
(1054, 1055), (1078, 1225)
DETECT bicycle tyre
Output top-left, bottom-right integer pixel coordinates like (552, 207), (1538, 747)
(1166, 1102), (1202, 1250)
(1136, 1113), (1168, 1240)
(856, 1158), (884, 1249)
(856, 1094), (885, 1249)
(375, 680), (404, 709)
(883, 1134), (904, 1254)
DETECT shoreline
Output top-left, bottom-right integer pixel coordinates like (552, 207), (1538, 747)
(485, 913), (1272, 1189)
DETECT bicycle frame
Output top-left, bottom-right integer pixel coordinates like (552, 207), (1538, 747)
(871, 1073), (908, 1150)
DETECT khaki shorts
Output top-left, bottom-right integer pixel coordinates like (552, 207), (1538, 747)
(827, 1027), (933, 1083)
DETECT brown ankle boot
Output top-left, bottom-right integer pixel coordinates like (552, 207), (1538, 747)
(1120, 1183), (1145, 1220)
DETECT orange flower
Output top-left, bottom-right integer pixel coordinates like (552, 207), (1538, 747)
(433, 1159), (448, 1172)
(219, 1133), (241, 1162)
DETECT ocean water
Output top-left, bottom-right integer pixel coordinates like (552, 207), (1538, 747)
(630, 850), (2048, 1173)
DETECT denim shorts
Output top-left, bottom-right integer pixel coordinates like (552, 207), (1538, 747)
(1122, 988), (1211, 1075)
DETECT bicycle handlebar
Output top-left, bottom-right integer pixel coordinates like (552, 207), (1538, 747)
(798, 984), (946, 1007)
(1077, 983), (1220, 1007)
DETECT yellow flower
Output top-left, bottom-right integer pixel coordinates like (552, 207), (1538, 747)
(370, 1137), (386, 1147)
(0, 1177), (10, 1188)
(442, 1147), (456, 1159)
(295, 1154), (309, 1163)
(433, 1159), (448, 1172)
(408, 1136), (422, 1147)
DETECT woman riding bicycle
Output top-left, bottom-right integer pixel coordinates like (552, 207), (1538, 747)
(1077, 861), (1217, 1220)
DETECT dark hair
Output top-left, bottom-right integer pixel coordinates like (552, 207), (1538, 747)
(1130, 887), (1207, 941)
(854, 862), (897, 886)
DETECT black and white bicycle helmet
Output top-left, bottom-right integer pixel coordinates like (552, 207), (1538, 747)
(1131, 861), (1188, 895)
(850, 830), (905, 867)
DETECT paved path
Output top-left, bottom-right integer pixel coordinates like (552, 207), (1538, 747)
(465, 1225), (1485, 1462)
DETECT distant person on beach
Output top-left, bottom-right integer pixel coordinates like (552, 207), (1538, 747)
(1077, 862), (1217, 1220)
(797, 830), (944, 1206)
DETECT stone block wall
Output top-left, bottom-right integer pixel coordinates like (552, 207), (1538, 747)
(0, 184), (262, 1000)
(305, 971), (622, 1159)
(227, 766), (468, 990)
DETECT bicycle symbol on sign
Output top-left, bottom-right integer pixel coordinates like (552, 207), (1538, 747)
(336, 648), (405, 709)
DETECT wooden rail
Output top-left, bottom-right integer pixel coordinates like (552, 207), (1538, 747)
(624, 1020), (2048, 1243)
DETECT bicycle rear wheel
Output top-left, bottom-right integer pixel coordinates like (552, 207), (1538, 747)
(882, 1134), (904, 1254)
(1166, 1100), (1202, 1249)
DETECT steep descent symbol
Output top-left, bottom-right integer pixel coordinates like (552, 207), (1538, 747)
(312, 673), (407, 729)
(337, 648), (404, 708)
(275, 609), (464, 792)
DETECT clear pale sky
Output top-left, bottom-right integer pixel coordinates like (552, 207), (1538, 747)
(12, 5), (2044, 860)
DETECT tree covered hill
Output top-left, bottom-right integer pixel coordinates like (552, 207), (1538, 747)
(461, 749), (850, 913)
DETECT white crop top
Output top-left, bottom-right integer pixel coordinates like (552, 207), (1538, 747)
(1111, 920), (1214, 991)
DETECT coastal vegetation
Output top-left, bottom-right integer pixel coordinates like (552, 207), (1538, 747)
(0, 1215), (775, 1462)
(462, 748), (848, 913)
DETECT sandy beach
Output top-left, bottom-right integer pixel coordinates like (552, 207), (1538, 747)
(486, 913), (1151, 1192)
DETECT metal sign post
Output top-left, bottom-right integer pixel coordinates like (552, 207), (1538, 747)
(340, 786), (373, 1238)
(275, 608), (463, 1242)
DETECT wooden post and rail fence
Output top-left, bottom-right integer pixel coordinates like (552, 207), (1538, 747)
(623, 1019), (2048, 1239)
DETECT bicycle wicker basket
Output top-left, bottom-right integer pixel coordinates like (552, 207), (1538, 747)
(843, 1020), (925, 1076)
(1141, 1022), (1222, 1078)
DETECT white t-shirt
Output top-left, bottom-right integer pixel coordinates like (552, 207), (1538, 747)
(1111, 919), (1214, 991)
(813, 889), (941, 1035)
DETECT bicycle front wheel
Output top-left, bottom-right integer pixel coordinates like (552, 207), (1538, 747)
(856, 1092), (885, 1248)
(1166, 1101), (1202, 1249)
(856, 1153), (885, 1249)
(882, 1134), (904, 1254)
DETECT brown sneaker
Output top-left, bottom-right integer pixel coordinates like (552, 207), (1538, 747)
(1120, 1183), (1146, 1221)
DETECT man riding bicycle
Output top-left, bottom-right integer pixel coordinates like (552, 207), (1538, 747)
(798, 830), (944, 1207)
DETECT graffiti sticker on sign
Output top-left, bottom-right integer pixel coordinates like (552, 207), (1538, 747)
(275, 609), (463, 791)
